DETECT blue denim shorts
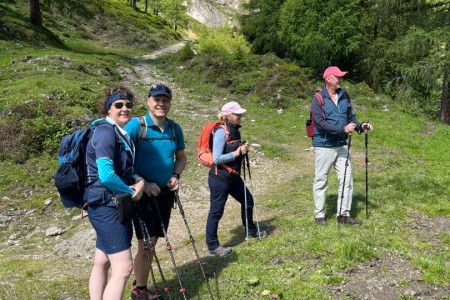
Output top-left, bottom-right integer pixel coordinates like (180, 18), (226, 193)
(88, 201), (132, 254)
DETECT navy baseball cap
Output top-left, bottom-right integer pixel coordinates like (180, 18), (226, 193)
(148, 84), (172, 99)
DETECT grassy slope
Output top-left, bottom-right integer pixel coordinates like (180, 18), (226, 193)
(157, 52), (450, 298)
(0, 1), (449, 299)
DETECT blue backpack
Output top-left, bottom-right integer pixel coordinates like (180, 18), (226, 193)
(54, 121), (104, 209)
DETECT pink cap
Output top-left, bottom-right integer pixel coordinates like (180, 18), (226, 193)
(323, 66), (348, 79)
(221, 101), (247, 115)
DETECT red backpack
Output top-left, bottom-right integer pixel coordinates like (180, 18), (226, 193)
(197, 122), (239, 175)
(306, 92), (325, 137)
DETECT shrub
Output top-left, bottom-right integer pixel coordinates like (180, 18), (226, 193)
(0, 101), (70, 163)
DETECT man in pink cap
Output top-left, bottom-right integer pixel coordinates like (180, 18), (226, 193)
(311, 66), (373, 226)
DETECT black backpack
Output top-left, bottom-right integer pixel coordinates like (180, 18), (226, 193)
(53, 121), (105, 209)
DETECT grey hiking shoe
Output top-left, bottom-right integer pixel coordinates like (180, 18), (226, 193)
(246, 230), (267, 240)
(209, 245), (232, 257)
(315, 218), (326, 225)
(337, 216), (362, 226)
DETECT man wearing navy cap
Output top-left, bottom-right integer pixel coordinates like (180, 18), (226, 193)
(311, 67), (373, 226)
(126, 84), (187, 299)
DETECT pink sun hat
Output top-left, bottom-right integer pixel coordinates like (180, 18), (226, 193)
(323, 66), (348, 79)
(221, 101), (247, 115)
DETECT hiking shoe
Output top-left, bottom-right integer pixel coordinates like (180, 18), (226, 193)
(315, 217), (326, 225)
(209, 245), (232, 257)
(337, 216), (362, 226)
(246, 230), (267, 240)
(130, 286), (162, 300)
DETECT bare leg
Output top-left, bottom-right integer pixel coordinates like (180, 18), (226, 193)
(102, 248), (133, 300)
(89, 248), (110, 300)
(133, 237), (158, 287)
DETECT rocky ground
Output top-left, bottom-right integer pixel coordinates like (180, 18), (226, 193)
(1, 43), (449, 300)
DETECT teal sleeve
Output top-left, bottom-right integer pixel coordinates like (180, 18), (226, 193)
(97, 157), (134, 195)
(125, 117), (140, 145)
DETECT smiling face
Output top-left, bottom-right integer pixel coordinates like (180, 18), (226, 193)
(147, 95), (171, 119)
(108, 100), (133, 127)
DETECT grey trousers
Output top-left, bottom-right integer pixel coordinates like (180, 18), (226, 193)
(313, 146), (353, 218)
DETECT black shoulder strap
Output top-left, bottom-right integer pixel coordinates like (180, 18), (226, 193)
(137, 116), (147, 148)
(140, 118), (177, 142)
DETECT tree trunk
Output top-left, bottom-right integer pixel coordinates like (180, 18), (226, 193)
(439, 68), (449, 124)
(145, 0), (148, 13)
(29, 0), (42, 26)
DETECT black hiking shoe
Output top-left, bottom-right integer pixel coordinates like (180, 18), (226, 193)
(130, 282), (163, 300)
(337, 216), (362, 226)
(246, 230), (267, 240)
(315, 217), (326, 225)
(209, 245), (232, 257)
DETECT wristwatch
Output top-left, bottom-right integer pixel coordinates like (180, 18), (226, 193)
(172, 172), (180, 179)
(133, 175), (144, 184)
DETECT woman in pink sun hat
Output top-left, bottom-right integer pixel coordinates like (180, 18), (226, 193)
(205, 101), (266, 257)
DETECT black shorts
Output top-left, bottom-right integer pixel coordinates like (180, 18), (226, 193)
(133, 190), (175, 239)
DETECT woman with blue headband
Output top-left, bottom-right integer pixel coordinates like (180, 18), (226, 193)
(85, 86), (145, 300)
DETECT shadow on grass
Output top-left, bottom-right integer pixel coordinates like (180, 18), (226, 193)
(226, 217), (276, 248)
(325, 192), (378, 221)
(151, 218), (276, 299)
(149, 248), (238, 299)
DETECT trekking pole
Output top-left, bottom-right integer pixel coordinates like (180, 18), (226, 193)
(137, 215), (172, 300)
(214, 272), (221, 300)
(365, 131), (369, 219)
(242, 147), (250, 245)
(174, 191), (215, 300)
(338, 133), (352, 227)
(151, 196), (187, 300)
(244, 153), (262, 240)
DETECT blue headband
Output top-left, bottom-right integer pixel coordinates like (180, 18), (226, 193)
(105, 93), (133, 111)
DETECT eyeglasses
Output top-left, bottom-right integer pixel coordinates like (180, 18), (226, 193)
(113, 102), (134, 109)
(232, 113), (242, 117)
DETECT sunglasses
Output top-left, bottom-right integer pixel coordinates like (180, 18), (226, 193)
(113, 102), (134, 109)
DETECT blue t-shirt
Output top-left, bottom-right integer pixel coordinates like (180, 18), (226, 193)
(125, 114), (185, 188)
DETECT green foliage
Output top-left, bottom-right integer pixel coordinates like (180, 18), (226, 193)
(240, 0), (450, 121)
(0, 0), (182, 161)
(0, 101), (71, 163)
(196, 26), (250, 57)
(177, 42), (195, 61)
(160, 0), (189, 30)
(362, 26), (449, 116)
(159, 49), (313, 111)
(240, 0), (286, 56)
(279, 0), (365, 72)
(254, 63), (313, 108)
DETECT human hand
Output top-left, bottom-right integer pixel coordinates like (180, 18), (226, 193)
(345, 123), (357, 134)
(144, 182), (161, 197)
(235, 143), (250, 157)
(167, 176), (179, 191)
(361, 122), (373, 132)
(130, 180), (145, 201)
